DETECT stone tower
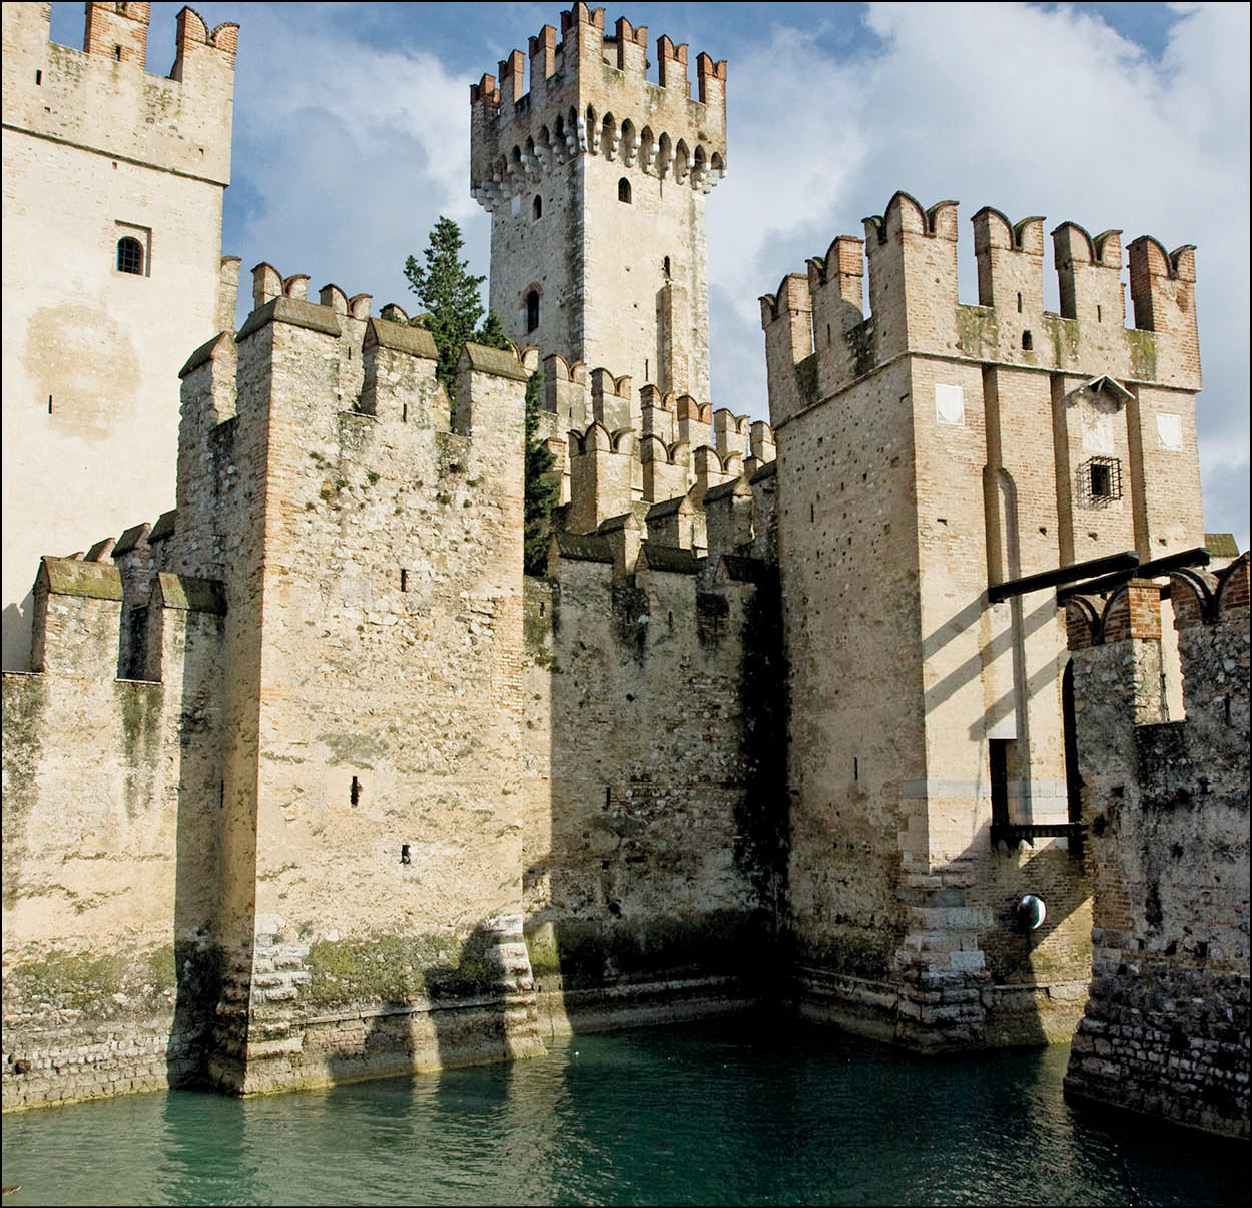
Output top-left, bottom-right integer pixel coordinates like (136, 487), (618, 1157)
(470, 2), (726, 401)
(762, 191), (1204, 1048)
(1, 2), (239, 670)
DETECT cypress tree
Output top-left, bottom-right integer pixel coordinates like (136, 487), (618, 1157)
(405, 217), (509, 395)
(523, 370), (559, 576)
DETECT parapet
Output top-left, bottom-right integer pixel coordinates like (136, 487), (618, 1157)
(1, 4), (238, 185)
(761, 190), (1203, 427)
(470, 5), (726, 212)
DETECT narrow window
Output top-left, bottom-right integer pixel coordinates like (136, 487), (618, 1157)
(1016, 292), (1023, 313)
(618, 177), (631, 203)
(116, 236), (144, 275)
(114, 45), (122, 61)
(533, 195), (542, 220)
(47, 395), (53, 414)
(990, 739), (1010, 828)
(1021, 330), (1033, 350)
(35, 70), (42, 85)
(663, 255), (671, 278)
(853, 757), (859, 782)
(526, 289), (540, 332)
(350, 775), (361, 806)
(402, 402), (408, 423)
(120, 606), (148, 681)
(400, 844), (411, 865)
(400, 569), (408, 592)
(1097, 304), (1103, 323)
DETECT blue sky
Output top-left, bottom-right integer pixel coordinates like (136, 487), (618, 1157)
(50, 2), (1252, 547)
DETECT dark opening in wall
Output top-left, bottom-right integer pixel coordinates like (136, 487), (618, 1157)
(1097, 304), (1103, 323)
(1081, 456), (1122, 505)
(526, 290), (540, 332)
(400, 844), (411, 865)
(119, 606), (148, 681)
(114, 44), (122, 60)
(35, 70), (42, 85)
(618, 177), (631, 203)
(1017, 292), (1023, 313)
(400, 569), (408, 592)
(116, 236), (144, 275)
(533, 195), (542, 219)
(663, 255), (671, 278)
(1022, 330), (1033, 350)
(350, 776), (361, 806)
(990, 738), (1011, 828)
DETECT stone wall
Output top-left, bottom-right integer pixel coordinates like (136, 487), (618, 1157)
(1063, 561), (1250, 1139)
(520, 542), (786, 1033)
(2, 559), (224, 1110)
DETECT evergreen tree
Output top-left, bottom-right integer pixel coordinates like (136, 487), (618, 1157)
(475, 309), (512, 352)
(405, 218), (550, 572)
(405, 217), (506, 395)
(523, 370), (559, 576)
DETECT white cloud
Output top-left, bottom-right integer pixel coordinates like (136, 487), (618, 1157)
(704, 1), (1248, 545)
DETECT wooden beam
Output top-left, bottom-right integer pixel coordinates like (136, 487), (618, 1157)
(988, 550), (1139, 605)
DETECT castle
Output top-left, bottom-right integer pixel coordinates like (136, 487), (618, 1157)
(2, 3), (1247, 1138)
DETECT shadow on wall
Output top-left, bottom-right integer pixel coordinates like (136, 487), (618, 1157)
(1, 595), (33, 674)
(519, 558), (790, 1033)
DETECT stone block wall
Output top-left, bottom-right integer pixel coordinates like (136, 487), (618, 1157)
(1063, 559), (1250, 1138)
(2, 559), (225, 1110)
(520, 539), (787, 1033)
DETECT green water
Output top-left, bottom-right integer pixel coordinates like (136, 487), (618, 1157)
(2, 1017), (1247, 1206)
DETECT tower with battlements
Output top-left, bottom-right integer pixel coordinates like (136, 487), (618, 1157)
(762, 190), (1206, 1047)
(1, 2), (239, 670)
(471, 2), (725, 402)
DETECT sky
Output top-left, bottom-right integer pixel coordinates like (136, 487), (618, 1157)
(51, 2), (1251, 548)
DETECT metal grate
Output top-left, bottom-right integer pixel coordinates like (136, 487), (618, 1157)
(1080, 455), (1122, 507)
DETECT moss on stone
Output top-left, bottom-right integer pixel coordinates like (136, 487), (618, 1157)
(1045, 314), (1081, 368)
(1, 674), (48, 906)
(6, 944), (177, 1014)
(1126, 328), (1157, 381)
(305, 931), (502, 1010)
(957, 305), (997, 360)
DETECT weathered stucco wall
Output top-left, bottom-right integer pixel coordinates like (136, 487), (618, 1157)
(1064, 564), (1250, 1139)
(1, 3), (237, 671)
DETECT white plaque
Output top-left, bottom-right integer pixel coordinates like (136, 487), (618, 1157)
(935, 384), (965, 426)
(1157, 413), (1183, 452)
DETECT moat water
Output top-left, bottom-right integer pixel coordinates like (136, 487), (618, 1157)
(2, 1016), (1247, 1206)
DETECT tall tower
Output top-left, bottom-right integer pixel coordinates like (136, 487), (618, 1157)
(470, 3), (726, 401)
(1, 2), (238, 670)
(761, 191), (1205, 1048)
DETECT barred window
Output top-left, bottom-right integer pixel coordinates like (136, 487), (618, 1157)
(116, 236), (144, 275)
(1081, 456), (1122, 506)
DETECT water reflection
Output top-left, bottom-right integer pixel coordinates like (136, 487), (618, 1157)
(3, 1016), (1248, 1207)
